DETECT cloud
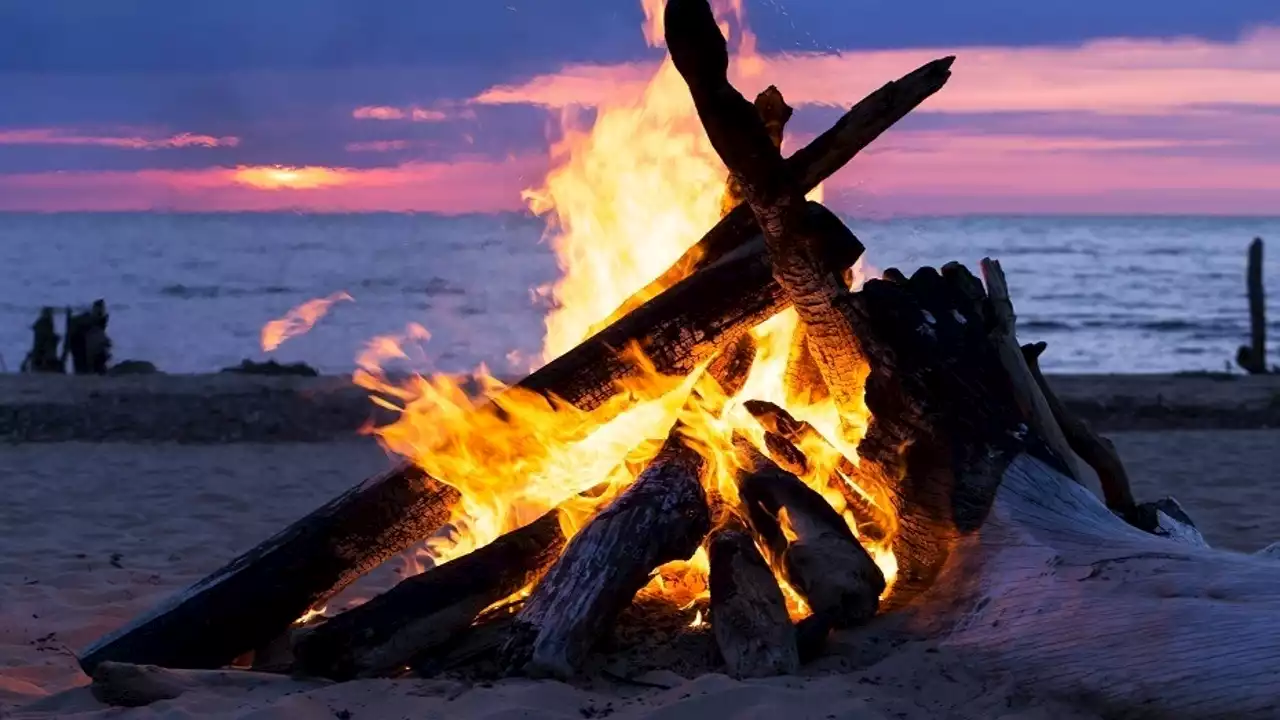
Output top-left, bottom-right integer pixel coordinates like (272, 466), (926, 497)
(352, 105), (476, 122)
(470, 27), (1280, 115)
(0, 128), (240, 150)
(0, 155), (547, 213)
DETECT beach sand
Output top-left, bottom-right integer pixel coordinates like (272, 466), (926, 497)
(1, 373), (1278, 718)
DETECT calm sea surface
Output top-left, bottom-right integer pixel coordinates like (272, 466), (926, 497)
(1, 212), (1277, 375)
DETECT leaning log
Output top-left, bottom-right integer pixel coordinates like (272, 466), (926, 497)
(666, 0), (909, 436)
(293, 509), (566, 680)
(707, 521), (799, 678)
(735, 439), (884, 628)
(521, 203), (861, 412)
(1236, 237), (1268, 374)
(845, 264), (1280, 717)
(594, 56), (953, 332)
(78, 464), (460, 673)
(503, 430), (711, 678)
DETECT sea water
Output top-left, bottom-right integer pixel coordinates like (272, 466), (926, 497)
(1, 212), (1277, 375)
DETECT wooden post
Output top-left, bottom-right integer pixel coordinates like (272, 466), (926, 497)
(1237, 238), (1267, 374)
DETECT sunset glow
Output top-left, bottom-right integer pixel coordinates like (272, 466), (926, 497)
(231, 165), (350, 190)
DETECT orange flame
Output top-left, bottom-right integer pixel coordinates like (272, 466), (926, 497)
(350, 0), (896, 619)
(261, 292), (353, 352)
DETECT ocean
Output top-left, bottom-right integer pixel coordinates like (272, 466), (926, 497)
(1, 212), (1277, 376)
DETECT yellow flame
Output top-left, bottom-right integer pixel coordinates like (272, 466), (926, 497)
(344, 0), (897, 621)
(688, 609), (705, 628)
(261, 292), (353, 352)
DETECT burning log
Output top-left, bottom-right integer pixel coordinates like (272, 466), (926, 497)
(706, 332), (756, 399)
(743, 399), (893, 542)
(594, 56), (953, 332)
(522, 203), (861, 412)
(293, 509), (566, 680)
(667, 0), (922, 437)
(503, 429), (711, 678)
(735, 439), (885, 628)
(707, 520), (799, 678)
(78, 465), (460, 673)
(782, 329), (828, 405)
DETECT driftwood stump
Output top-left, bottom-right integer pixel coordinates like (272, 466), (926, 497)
(1237, 237), (1268, 374)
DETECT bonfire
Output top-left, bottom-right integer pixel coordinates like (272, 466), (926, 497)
(75, 1), (1280, 717)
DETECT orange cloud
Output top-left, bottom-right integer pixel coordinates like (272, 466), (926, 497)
(470, 27), (1280, 115)
(0, 128), (240, 149)
(0, 156), (546, 213)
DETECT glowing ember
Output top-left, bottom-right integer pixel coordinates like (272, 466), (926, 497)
(347, 0), (898, 619)
(261, 292), (352, 352)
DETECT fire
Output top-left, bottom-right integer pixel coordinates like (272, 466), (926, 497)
(261, 292), (353, 352)
(347, 0), (897, 623)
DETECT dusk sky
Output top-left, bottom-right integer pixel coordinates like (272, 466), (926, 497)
(2, 0), (1279, 215)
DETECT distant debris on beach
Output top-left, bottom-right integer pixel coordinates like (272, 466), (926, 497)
(220, 359), (320, 377)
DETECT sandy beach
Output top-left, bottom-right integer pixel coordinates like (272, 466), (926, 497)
(2, 373), (1279, 718)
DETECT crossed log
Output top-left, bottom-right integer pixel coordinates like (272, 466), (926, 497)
(79, 3), (1280, 717)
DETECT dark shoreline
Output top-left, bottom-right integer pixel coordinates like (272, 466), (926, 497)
(0, 372), (1277, 443)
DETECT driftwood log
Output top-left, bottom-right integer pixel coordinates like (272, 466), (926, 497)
(707, 521), (799, 678)
(293, 509), (566, 680)
(79, 465), (460, 673)
(502, 428), (711, 678)
(1237, 237), (1268, 374)
(734, 439), (884, 628)
(667, 4), (1280, 715)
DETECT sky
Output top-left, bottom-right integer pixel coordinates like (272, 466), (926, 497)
(2, 0), (1279, 215)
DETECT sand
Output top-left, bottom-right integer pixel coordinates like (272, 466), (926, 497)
(1, 373), (1278, 718)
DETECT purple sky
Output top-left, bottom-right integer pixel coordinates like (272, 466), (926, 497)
(2, 0), (1279, 214)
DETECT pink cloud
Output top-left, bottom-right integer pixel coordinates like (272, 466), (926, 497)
(470, 27), (1280, 115)
(0, 156), (546, 213)
(344, 139), (412, 153)
(826, 130), (1280, 215)
(351, 105), (476, 122)
(0, 128), (239, 149)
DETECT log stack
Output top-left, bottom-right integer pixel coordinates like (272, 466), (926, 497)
(77, 3), (1280, 717)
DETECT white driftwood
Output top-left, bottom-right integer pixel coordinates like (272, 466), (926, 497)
(905, 453), (1279, 718)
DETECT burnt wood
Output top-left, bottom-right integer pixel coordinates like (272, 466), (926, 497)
(708, 523), (799, 677)
(502, 431), (711, 678)
(79, 465), (461, 673)
(293, 510), (566, 680)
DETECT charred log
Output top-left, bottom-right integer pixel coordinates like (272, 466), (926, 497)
(706, 332), (757, 400)
(595, 56), (952, 332)
(735, 439), (884, 628)
(293, 510), (566, 680)
(743, 399), (893, 542)
(665, 0), (936, 437)
(707, 522), (799, 678)
(79, 465), (460, 673)
(522, 204), (861, 413)
(502, 430), (711, 678)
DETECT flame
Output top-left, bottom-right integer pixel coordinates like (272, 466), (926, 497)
(688, 609), (705, 628)
(261, 292), (352, 352)
(348, 0), (896, 626)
